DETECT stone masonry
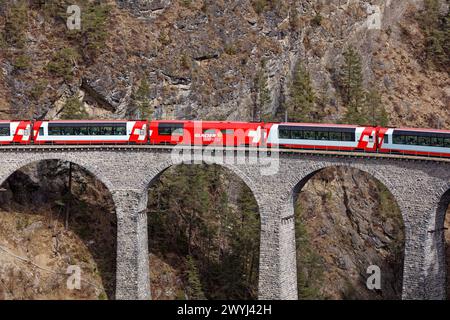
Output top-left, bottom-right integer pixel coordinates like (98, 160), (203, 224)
(0, 146), (448, 300)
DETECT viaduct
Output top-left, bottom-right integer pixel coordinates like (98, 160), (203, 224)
(0, 145), (448, 300)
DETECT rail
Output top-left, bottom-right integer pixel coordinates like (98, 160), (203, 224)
(0, 144), (449, 163)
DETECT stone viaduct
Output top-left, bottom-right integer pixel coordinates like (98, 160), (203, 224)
(0, 145), (448, 300)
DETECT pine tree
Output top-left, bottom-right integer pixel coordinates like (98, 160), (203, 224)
(364, 89), (389, 126)
(186, 255), (206, 300)
(133, 78), (153, 120)
(4, 1), (28, 48)
(418, 0), (449, 71)
(295, 203), (325, 299)
(60, 97), (88, 120)
(253, 60), (272, 121)
(287, 62), (316, 122)
(339, 46), (367, 125)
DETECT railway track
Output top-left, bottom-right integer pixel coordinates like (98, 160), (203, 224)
(0, 144), (449, 162)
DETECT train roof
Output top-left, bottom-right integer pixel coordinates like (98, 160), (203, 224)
(151, 120), (262, 124)
(38, 120), (136, 122)
(276, 122), (361, 128)
(393, 127), (450, 134)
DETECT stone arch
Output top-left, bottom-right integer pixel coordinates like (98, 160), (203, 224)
(0, 154), (115, 193)
(0, 156), (117, 299)
(433, 184), (450, 299)
(285, 161), (400, 211)
(143, 157), (263, 299)
(142, 157), (264, 214)
(288, 162), (405, 299)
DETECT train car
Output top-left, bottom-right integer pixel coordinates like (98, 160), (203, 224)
(32, 120), (148, 144)
(378, 127), (450, 157)
(0, 121), (32, 144)
(149, 120), (265, 146)
(265, 122), (379, 152)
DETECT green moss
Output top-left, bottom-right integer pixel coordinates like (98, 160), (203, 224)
(181, 0), (192, 8)
(97, 292), (107, 300)
(311, 14), (323, 27)
(224, 43), (238, 55)
(13, 54), (31, 71)
(252, 0), (268, 14)
(158, 31), (172, 46)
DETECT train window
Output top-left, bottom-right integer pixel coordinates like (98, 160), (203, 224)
(114, 126), (127, 135)
(0, 127), (10, 136)
(203, 129), (217, 134)
(39, 128), (44, 136)
(317, 131), (329, 140)
(172, 128), (184, 136)
(444, 138), (450, 148)
(384, 135), (389, 144)
(431, 137), (444, 147)
(90, 127), (100, 135)
(49, 127), (60, 135)
(291, 130), (303, 139)
(63, 127), (74, 135)
(159, 127), (172, 135)
(342, 132), (354, 141)
(100, 127), (113, 135)
(220, 129), (234, 135)
(393, 135), (405, 144)
(417, 136), (431, 146)
(405, 136), (417, 145)
(279, 129), (291, 139)
(303, 130), (315, 140)
(329, 132), (341, 141)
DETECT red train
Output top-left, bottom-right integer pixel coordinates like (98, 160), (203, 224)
(1, 120), (449, 158)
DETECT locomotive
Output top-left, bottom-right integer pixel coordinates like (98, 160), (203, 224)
(1, 120), (449, 158)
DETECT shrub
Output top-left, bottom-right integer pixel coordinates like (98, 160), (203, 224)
(60, 96), (88, 120)
(46, 47), (80, 80)
(13, 54), (31, 70)
(311, 13), (323, 27)
(4, 1), (28, 48)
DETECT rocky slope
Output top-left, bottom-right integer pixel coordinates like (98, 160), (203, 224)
(0, 161), (116, 299)
(0, 0), (448, 124)
(296, 167), (404, 299)
(0, 0), (449, 300)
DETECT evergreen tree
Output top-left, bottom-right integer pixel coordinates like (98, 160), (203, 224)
(364, 89), (389, 126)
(339, 46), (367, 125)
(133, 78), (153, 120)
(253, 60), (272, 121)
(4, 1), (28, 48)
(416, 0), (449, 71)
(295, 203), (325, 299)
(287, 62), (316, 122)
(186, 255), (206, 300)
(147, 164), (260, 300)
(60, 97), (88, 120)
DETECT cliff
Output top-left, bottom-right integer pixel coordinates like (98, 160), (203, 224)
(0, 0), (448, 300)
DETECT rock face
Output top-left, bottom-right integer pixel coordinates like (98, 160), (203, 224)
(0, 0), (448, 300)
(0, 1), (448, 125)
(296, 167), (404, 299)
(0, 161), (116, 300)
